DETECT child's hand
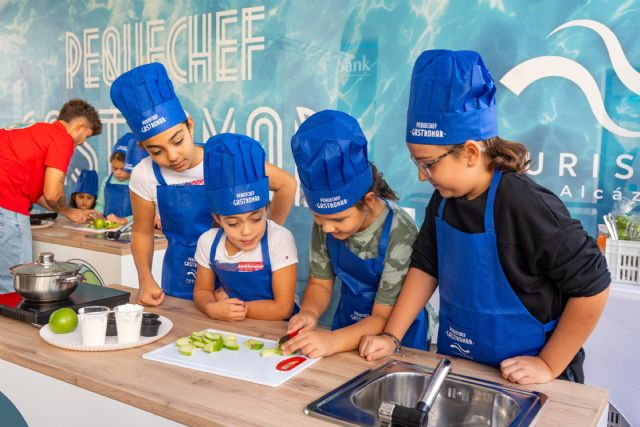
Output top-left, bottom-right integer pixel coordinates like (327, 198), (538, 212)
(211, 298), (247, 321)
(214, 287), (230, 301)
(500, 356), (554, 385)
(137, 279), (165, 306)
(287, 310), (318, 334)
(281, 330), (334, 358)
(106, 214), (128, 225)
(359, 334), (396, 361)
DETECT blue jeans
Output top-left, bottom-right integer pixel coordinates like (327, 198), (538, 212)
(0, 207), (32, 293)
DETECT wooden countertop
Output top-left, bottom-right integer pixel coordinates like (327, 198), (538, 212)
(31, 218), (167, 255)
(0, 286), (608, 427)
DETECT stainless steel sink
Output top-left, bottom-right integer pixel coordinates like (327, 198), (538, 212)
(305, 360), (545, 426)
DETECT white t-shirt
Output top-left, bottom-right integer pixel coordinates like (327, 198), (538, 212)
(129, 156), (204, 203)
(195, 220), (298, 273)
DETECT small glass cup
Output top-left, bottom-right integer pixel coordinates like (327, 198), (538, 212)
(78, 306), (110, 346)
(114, 304), (144, 344)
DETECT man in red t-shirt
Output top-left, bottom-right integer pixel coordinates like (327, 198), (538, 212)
(0, 99), (103, 293)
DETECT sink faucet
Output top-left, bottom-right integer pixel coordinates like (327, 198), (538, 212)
(378, 358), (452, 427)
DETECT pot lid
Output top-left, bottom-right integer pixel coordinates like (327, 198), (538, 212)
(9, 252), (80, 276)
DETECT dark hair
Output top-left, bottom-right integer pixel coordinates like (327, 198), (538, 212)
(57, 99), (102, 136)
(70, 192), (97, 209)
(110, 151), (126, 162)
(448, 136), (530, 174)
(354, 162), (398, 211)
(482, 136), (530, 173)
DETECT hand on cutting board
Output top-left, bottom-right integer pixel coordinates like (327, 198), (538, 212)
(209, 298), (247, 321)
(500, 356), (554, 385)
(137, 278), (165, 306)
(281, 329), (334, 358)
(106, 213), (128, 225)
(287, 310), (318, 334)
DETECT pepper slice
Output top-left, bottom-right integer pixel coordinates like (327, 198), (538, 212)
(276, 356), (307, 371)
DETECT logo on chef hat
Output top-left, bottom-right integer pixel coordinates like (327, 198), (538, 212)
(501, 19), (640, 138)
(233, 190), (261, 207)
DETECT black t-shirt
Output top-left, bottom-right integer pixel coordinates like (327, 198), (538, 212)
(410, 171), (610, 382)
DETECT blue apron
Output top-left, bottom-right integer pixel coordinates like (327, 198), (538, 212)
(104, 173), (132, 217)
(210, 226), (299, 317)
(327, 201), (428, 350)
(436, 170), (558, 366)
(152, 162), (211, 299)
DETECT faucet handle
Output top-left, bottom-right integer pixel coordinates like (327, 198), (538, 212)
(417, 358), (452, 414)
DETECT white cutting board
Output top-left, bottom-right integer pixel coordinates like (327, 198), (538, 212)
(142, 328), (320, 387)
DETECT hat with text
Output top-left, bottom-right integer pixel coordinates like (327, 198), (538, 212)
(72, 169), (98, 197)
(204, 133), (269, 216)
(113, 132), (134, 154)
(406, 49), (498, 145)
(291, 110), (373, 215)
(110, 62), (187, 142)
(124, 134), (149, 173)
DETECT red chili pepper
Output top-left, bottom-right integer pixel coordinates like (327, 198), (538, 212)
(276, 356), (306, 371)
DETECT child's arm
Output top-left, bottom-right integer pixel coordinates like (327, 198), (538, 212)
(193, 265), (247, 321)
(95, 176), (107, 214)
(245, 264), (297, 320)
(130, 191), (164, 306)
(287, 276), (334, 333)
(360, 267), (438, 361)
(283, 302), (394, 358)
(501, 287), (609, 384)
(264, 162), (296, 225)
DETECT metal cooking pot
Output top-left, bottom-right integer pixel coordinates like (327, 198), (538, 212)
(9, 252), (84, 301)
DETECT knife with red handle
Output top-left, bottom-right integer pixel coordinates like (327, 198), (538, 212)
(277, 329), (300, 346)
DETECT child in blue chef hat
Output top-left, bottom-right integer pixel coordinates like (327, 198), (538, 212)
(110, 62), (296, 306)
(94, 133), (135, 225)
(69, 169), (98, 211)
(282, 110), (429, 359)
(193, 133), (299, 321)
(360, 50), (610, 385)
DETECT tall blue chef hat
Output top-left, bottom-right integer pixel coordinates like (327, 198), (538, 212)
(113, 132), (134, 154)
(291, 110), (373, 215)
(203, 133), (269, 216)
(72, 169), (98, 197)
(124, 136), (149, 173)
(110, 62), (187, 142)
(406, 50), (498, 145)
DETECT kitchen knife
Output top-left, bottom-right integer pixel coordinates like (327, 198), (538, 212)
(277, 329), (300, 347)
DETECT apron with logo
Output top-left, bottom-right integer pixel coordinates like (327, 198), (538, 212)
(210, 226), (299, 317)
(328, 201), (428, 350)
(153, 162), (211, 299)
(436, 170), (558, 366)
(104, 173), (132, 217)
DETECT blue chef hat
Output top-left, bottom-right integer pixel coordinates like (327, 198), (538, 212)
(291, 110), (373, 215)
(72, 169), (98, 197)
(406, 50), (498, 145)
(124, 136), (150, 173)
(110, 62), (187, 142)
(204, 133), (269, 216)
(113, 132), (134, 154)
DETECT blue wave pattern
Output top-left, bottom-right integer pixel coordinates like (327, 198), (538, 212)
(1, 1), (639, 296)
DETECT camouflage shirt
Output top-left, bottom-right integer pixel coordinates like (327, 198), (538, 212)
(309, 202), (418, 306)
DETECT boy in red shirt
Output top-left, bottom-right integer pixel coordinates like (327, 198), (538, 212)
(0, 99), (102, 293)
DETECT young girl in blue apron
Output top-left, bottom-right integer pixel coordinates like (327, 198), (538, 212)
(282, 110), (428, 359)
(69, 169), (98, 210)
(193, 133), (299, 321)
(361, 50), (610, 385)
(94, 133), (134, 225)
(110, 62), (296, 306)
